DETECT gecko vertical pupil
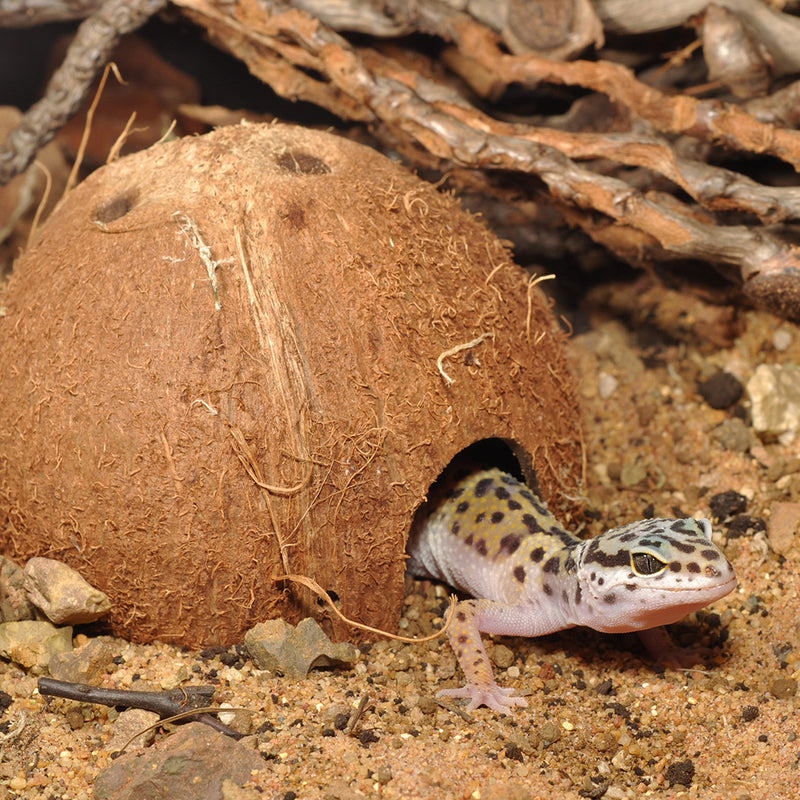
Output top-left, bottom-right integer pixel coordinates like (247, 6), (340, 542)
(631, 552), (666, 575)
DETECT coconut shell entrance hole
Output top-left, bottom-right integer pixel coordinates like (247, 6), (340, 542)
(0, 123), (582, 646)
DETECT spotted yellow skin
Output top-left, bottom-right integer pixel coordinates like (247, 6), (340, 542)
(407, 468), (737, 713)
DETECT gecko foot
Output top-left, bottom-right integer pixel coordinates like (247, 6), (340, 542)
(437, 683), (527, 714)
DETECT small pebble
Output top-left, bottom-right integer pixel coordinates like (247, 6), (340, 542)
(598, 372), (618, 399)
(698, 371), (743, 409)
(770, 678), (797, 699)
(712, 418), (755, 453)
(747, 364), (800, 441)
(619, 460), (647, 487)
(490, 644), (514, 669)
(374, 765), (392, 784)
(536, 722), (561, 746)
(65, 708), (85, 730)
(773, 329), (793, 351)
(665, 760), (695, 787)
(741, 706), (759, 722)
(767, 503), (800, 555)
(415, 696), (439, 715)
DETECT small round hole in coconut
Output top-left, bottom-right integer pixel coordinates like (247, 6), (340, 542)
(93, 191), (138, 223)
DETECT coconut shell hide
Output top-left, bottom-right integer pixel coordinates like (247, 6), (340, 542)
(0, 123), (582, 646)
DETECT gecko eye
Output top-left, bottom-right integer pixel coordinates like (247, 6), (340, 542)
(631, 552), (667, 576)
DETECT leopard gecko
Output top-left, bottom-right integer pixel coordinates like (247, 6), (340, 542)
(406, 467), (737, 713)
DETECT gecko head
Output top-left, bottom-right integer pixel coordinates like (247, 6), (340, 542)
(572, 517), (737, 633)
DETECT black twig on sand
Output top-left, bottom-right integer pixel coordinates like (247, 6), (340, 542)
(37, 676), (245, 739)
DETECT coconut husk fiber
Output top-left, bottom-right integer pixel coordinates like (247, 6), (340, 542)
(0, 122), (582, 646)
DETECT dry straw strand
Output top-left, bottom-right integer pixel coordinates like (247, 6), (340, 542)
(526, 273), (556, 343)
(436, 332), (495, 385)
(63, 61), (125, 198)
(277, 573), (457, 644)
(106, 110), (138, 163)
(175, 214), (222, 311)
(26, 159), (52, 249)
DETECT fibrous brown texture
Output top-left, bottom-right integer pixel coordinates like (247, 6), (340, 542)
(0, 123), (581, 646)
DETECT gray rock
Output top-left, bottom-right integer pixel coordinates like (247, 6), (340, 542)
(0, 556), (37, 622)
(106, 708), (160, 755)
(23, 557), (111, 625)
(48, 635), (118, 684)
(747, 363), (800, 442)
(711, 417), (756, 453)
(244, 617), (359, 678)
(0, 620), (72, 670)
(93, 722), (265, 800)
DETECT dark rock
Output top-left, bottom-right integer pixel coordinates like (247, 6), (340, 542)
(698, 371), (743, 409)
(708, 490), (748, 520)
(93, 722), (265, 800)
(665, 759), (695, 787)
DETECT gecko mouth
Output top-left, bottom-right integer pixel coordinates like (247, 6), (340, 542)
(636, 575), (737, 595)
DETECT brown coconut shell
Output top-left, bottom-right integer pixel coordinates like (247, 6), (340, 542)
(0, 123), (582, 647)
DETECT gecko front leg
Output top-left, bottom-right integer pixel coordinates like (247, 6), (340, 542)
(437, 598), (535, 713)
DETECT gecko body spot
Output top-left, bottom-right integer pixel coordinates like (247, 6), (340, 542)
(475, 478), (493, 496)
(523, 514), (544, 534)
(499, 534), (521, 555)
(542, 556), (560, 574)
(530, 546), (545, 562)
